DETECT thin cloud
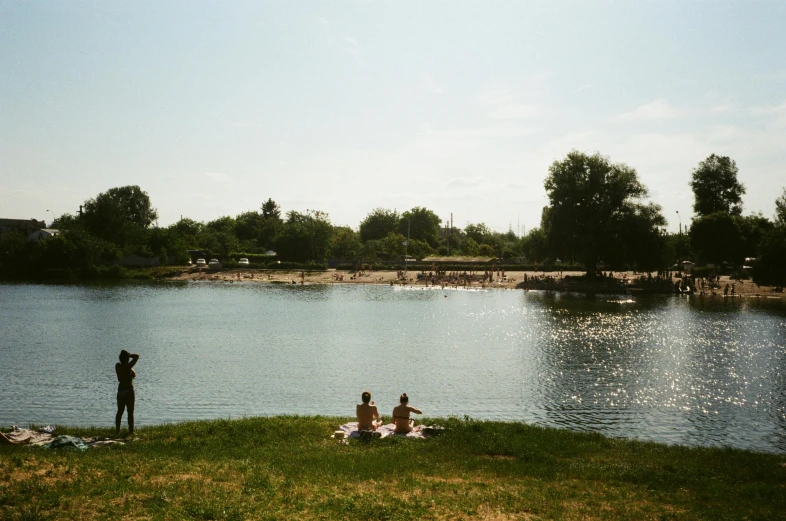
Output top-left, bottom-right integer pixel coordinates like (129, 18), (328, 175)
(750, 101), (786, 126)
(709, 103), (733, 113)
(174, 192), (210, 200)
(423, 73), (443, 94)
(446, 176), (486, 189)
(613, 99), (680, 122)
(227, 121), (262, 129)
(750, 101), (786, 115)
(752, 70), (786, 81)
(342, 35), (360, 57)
(204, 172), (232, 183)
(574, 84), (593, 93)
(476, 88), (539, 120)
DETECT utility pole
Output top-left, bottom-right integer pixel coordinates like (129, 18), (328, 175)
(445, 218), (450, 256)
(676, 210), (682, 236)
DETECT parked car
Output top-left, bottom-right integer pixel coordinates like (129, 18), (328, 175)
(196, 258), (206, 267)
(208, 259), (221, 269)
(238, 258), (250, 266)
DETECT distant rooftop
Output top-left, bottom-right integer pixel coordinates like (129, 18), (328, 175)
(421, 256), (495, 263)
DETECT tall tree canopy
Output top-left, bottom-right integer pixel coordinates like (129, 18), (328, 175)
(399, 207), (441, 247)
(689, 154), (746, 216)
(275, 210), (333, 262)
(775, 188), (786, 227)
(82, 185), (158, 252)
(464, 223), (494, 245)
(359, 208), (400, 242)
(83, 185), (158, 230)
(261, 198), (281, 219)
(543, 150), (664, 273)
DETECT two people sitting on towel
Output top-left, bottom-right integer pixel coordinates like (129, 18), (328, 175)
(392, 393), (422, 434)
(356, 390), (382, 431)
(356, 391), (423, 433)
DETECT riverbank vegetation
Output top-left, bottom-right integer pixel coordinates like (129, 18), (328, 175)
(1, 416), (783, 520)
(2, 152), (785, 287)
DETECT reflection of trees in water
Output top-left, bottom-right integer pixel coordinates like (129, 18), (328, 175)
(520, 292), (786, 452)
(521, 292), (666, 435)
(687, 295), (786, 317)
(524, 291), (671, 315)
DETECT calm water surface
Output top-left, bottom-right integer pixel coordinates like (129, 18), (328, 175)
(1, 282), (784, 453)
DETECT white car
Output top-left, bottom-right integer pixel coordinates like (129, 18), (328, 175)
(196, 258), (206, 267)
(238, 258), (250, 266)
(208, 259), (221, 269)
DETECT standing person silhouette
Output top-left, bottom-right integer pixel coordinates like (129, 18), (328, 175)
(115, 350), (139, 436)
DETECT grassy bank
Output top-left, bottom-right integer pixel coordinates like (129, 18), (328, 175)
(1, 417), (784, 520)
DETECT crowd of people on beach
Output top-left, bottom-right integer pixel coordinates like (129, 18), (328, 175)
(403, 268), (511, 288)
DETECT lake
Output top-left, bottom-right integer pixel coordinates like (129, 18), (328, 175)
(1, 282), (784, 453)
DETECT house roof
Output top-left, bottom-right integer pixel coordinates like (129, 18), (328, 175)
(421, 256), (495, 263)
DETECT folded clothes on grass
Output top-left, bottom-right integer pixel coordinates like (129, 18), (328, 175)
(336, 422), (444, 440)
(46, 435), (88, 451)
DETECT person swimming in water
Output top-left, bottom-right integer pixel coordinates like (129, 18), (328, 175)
(356, 390), (381, 431)
(392, 393), (422, 433)
(115, 350), (139, 436)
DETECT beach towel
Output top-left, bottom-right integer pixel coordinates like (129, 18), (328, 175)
(0, 427), (55, 447)
(336, 422), (433, 439)
(0, 428), (126, 449)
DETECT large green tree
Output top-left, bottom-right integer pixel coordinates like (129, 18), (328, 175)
(275, 210), (333, 262)
(399, 207), (441, 247)
(753, 226), (786, 287)
(774, 188), (786, 226)
(543, 151), (664, 274)
(82, 185), (158, 253)
(689, 213), (741, 265)
(329, 227), (362, 260)
(464, 223), (494, 245)
(261, 198), (281, 219)
(690, 154), (746, 216)
(359, 208), (399, 242)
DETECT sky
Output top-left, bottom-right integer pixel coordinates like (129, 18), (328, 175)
(2, 1), (785, 234)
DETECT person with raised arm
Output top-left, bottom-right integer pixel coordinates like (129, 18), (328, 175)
(392, 393), (422, 434)
(115, 350), (139, 436)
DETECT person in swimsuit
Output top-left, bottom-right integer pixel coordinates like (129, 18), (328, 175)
(356, 390), (381, 431)
(115, 350), (139, 436)
(392, 393), (422, 433)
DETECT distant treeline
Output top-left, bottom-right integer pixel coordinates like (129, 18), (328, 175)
(1, 151), (785, 286)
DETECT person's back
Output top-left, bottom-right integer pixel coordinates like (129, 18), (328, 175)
(115, 350), (139, 436)
(392, 393), (422, 433)
(356, 391), (380, 431)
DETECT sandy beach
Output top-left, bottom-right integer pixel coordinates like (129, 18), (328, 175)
(168, 267), (785, 298)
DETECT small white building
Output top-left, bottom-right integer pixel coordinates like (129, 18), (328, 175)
(28, 228), (60, 243)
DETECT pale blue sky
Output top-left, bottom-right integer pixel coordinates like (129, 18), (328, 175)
(2, 1), (785, 233)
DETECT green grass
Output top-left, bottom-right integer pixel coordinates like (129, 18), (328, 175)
(1, 417), (784, 520)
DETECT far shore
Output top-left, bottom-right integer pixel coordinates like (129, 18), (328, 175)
(168, 267), (786, 299)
